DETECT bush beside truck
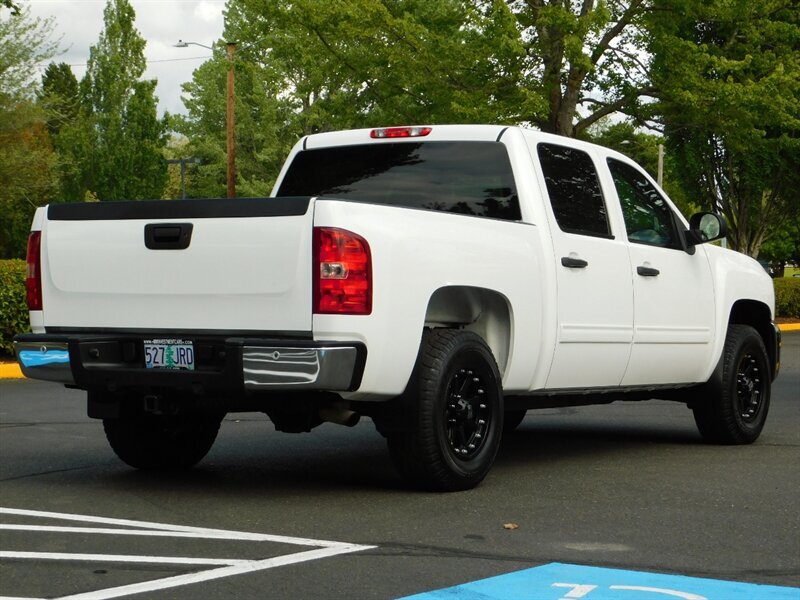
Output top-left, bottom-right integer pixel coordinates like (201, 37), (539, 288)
(775, 277), (800, 319)
(0, 260), (29, 356)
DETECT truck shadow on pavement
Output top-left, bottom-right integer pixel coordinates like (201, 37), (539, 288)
(93, 413), (706, 495)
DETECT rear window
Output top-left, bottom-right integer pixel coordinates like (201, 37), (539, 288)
(276, 141), (521, 221)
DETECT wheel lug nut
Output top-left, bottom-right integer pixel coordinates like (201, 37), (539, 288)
(479, 404), (486, 409)
(478, 419), (485, 425)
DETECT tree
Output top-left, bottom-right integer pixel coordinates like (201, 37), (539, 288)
(1, 0), (19, 15)
(175, 52), (287, 197)
(176, 0), (533, 196)
(179, 0), (663, 194)
(0, 6), (59, 257)
(40, 62), (80, 136)
(760, 220), (800, 269)
(80, 0), (168, 201)
(513, 0), (657, 136)
(221, 0), (656, 135)
(649, 0), (800, 258)
(587, 120), (697, 217)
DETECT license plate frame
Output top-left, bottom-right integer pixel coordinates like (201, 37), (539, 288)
(143, 339), (195, 371)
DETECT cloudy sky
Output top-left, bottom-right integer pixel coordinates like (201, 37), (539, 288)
(27, 0), (226, 115)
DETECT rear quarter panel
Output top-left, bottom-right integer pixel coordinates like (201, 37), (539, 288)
(311, 199), (545, 400)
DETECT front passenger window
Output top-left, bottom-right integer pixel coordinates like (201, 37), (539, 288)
(607, 159), (681, 249)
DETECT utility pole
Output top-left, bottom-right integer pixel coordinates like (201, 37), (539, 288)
(657, 143), (664, 187)
(175, 40), (237, 198)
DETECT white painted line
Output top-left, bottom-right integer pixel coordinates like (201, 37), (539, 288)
(0, 524), (304, 542)
(0, 551), (248, 567)
(0, 507), (377, 600)
(0, 507), (340, 547)
(55, 547), (368, 600)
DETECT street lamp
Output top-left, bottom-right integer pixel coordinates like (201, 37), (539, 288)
(166, 157), (201, 199)
(174, 40), (237, 198)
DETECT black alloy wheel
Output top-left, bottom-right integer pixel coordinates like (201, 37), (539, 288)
(387, 329), (504, 492)
(693, 324), (771, 445)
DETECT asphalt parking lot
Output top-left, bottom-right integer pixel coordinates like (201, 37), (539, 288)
(1, 333), (798, 599)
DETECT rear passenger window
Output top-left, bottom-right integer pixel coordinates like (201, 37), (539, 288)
(537, 143), (611, 238)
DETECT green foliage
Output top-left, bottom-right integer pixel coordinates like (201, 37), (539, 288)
(1, 7), (59, 258)
(79, 0), (168, 201)
(760, 220), (800, 265)
(40, 62), (80, 136)
(649, 0), (800, 258)
(774, 278), (800, 319)
(178, 0), (659, 195)
(0, 259), (28, 356)
(587, 120), (698, 218)
(0, 5), (57, 98)
(1, 0), (19, 15)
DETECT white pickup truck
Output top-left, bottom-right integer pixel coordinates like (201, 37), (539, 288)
(15, 125), (780, 491)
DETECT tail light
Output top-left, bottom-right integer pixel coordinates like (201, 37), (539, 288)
(313, 227), (372, 315)
(26, 231), (43, 311)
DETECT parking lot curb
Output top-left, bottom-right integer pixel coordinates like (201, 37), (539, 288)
(0, 362), (23, 380)
(0, 322), (797, 381)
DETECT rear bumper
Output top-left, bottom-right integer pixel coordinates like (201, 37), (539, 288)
(13, 333), (366, 394)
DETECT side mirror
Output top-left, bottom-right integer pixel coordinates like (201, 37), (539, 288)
(686, 212), (727, 247)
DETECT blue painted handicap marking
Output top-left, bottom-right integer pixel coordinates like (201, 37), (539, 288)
(399, 562), (800, 600)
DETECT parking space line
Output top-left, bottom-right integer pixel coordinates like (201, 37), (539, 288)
(0, 551), (247, 567)
(0, 507), (376, 600)
(0, 524), (322, 542)
(0, 507), (341, 547)
(54, 547), (369, 600)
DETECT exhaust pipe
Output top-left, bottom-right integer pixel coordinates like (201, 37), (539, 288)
(319, 405), (360, 427)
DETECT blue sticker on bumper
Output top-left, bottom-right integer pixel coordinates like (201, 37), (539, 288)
(18, 349), (70, 368)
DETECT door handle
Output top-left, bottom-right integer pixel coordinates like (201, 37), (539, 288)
(561, 257), (588, 269)
(637, 265), (660, 277)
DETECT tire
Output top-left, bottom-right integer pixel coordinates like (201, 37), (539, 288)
(503, 409), (527, 433)
(387, 329), (503, 492)
(103, 414), (221, 470)
(692, 324), (771, 444)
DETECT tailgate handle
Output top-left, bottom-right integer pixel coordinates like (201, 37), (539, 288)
(145, 223), (193, 250)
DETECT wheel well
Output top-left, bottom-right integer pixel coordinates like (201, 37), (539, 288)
(424, 286), (512, 376)
(729, 299), (777, 378)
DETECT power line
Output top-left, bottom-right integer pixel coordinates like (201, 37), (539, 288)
(75, 54), (212, 67)
(43, 55), (212, 67)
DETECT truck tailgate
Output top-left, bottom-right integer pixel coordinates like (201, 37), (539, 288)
(40, 197), (314, 333)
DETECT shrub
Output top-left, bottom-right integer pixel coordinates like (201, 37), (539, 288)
(0, 260), (29, 356)
(775, 277), (800, 319)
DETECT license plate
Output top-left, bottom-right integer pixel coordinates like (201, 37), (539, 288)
(143, 339), (195, 370)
